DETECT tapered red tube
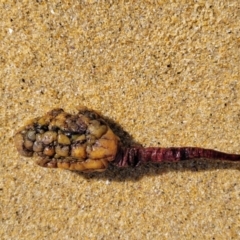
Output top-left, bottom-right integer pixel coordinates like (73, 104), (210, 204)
(113, 147), (240, 168)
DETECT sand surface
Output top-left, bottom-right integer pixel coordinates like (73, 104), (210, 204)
(1, 1), (240, 239)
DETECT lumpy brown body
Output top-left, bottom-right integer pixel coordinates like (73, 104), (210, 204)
(14, 108), (120, 172)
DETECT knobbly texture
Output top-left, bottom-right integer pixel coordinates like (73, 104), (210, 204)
(14, 108), (120, 172)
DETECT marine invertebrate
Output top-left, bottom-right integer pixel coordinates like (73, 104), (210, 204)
(14, 108), (240, 172)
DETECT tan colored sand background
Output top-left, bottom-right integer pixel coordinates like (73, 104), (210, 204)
(1, 1), (240, 239)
